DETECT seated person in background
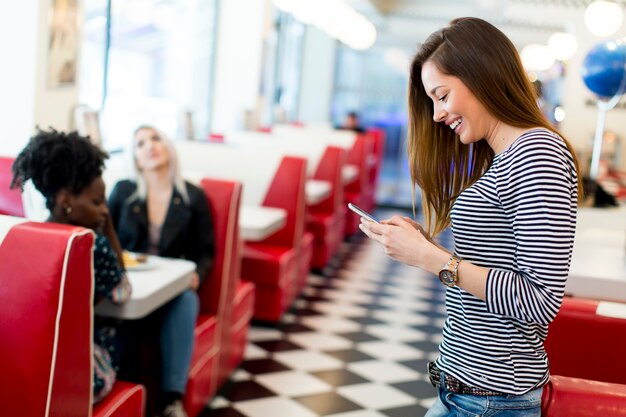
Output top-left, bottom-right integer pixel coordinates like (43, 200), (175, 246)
(108, 125), (215, 417)
(340, 111), (365, 133)
(11, 129), (131, 403)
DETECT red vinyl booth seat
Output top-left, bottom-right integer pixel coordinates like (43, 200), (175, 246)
(183, 179), (255, 417)
(365, 128), (385, 204)
(344, 134), (375, 236)
(94, 381), (146, 417)
(0, 156), (25, 217)
(227, 281), (256, 376)
(306, 146), (346, 269)
(0, 217), (145, 417)
(544, 297), (626, 385)
(541, 375), (626, 416)
(242, 156), (308, 322)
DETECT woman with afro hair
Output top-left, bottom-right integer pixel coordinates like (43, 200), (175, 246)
(11, 128), (131, 403)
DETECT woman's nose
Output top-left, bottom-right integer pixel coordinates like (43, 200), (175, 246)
(433, 105), (446, 123)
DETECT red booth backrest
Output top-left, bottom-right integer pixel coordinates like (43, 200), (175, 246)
(0, 156), (25, 217)
(311, 146), (346, 215)
(197, 178), (242, 316)
(260, 156), (307, 248)
(542, 375), (626, 416)
(0, 217), (94, 416)
(346, 134), (374, 192)
(545, 302), (626, 385)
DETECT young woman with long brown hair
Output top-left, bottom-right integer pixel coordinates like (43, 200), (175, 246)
(360, 17), (581, 416)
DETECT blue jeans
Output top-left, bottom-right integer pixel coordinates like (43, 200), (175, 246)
(159, 289), (199, 393)
(425, 372), (542, 417)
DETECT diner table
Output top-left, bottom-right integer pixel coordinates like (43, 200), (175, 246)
(342, 165), (359, 184)
(306, 179), (332, 205)
(95, 255), (196, 320)
(565, 205), (626, 303)
(239, 205), (287, 242)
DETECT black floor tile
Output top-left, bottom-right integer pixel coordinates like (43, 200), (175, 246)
(240, 358), (291, 375)
(349, 316), (387, 325)
(277, 322), (314, 334)
(253, 339), (303, 352)
(412, 324), (444, 335)
(336, 331), (382, 343)
(406, 340), (440, 353)
(219, 380), (277, 402)
(198, 407), (246, 417)
(311, 368), (370, 387)
(391, 380), (437, 398)
(323, 348), (376, 363)
(300, 294), (331, 303)
(291, 307), (323, 317)
(295, 391), (362, 415)
(398, 358), (430, 373)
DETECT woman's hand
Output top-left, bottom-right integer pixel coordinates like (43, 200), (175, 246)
(190, 272), (200, 290)
(359, 215), (449, 274)
(102, 211), (126, 270)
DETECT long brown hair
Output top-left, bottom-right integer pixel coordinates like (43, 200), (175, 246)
(408, 17), (582, 235)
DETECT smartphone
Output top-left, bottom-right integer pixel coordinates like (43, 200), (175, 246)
(348, 203), (379, 223)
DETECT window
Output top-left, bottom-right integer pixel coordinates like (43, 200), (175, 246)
(80, 0), (218, 150)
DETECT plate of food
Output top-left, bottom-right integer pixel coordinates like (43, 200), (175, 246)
(122, 251), (155, 271)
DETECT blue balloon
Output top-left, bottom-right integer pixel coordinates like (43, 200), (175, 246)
(581, 38), (626, 98)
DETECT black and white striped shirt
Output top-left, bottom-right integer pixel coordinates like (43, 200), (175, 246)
(436, 128), (578, 395)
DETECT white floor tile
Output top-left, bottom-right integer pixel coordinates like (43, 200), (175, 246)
(234, 397), (318, 417)
(209, 396), (230, 409)
(378, 296), (432, 311)
(307, 274), (327, 285)
(255, 371), (332, 397)
(248, 327), (283, 342)
(310, 301), (369, 317)
(420, 396), (439, 409)
(273, 350), (344, 371)
(356, 341), (424, 361)
(363, 324), (428, 342)
(348, 360), (421, 383)
(333, 280), (379, 293)
(320, 289), (375, 304)
(301, 316), (361, 333)
(244, 343), (269, 360)
(231, 369), (252, 381)
(371, 310), (431, 326)
(287, 332), (353, 350)
(337, 383), (417, 409)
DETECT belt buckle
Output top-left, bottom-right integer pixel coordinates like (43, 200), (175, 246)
(427, 361), (439, 387)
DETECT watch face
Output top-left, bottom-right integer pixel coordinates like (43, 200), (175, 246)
(439, 270), (456, 286)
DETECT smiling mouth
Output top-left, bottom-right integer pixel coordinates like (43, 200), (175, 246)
(450, 118), (463, 130)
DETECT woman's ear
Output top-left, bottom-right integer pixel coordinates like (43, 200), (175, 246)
(55, 188), (73, 217)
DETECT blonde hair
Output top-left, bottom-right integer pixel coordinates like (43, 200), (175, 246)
(126, 125), (189, 204)
(408, 17), (582, 235)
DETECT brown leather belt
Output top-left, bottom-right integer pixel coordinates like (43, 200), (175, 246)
(428, 361), (505, 397)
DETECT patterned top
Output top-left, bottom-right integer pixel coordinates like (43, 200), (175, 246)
(93, 234), (131, 402)
(436, 129), (578, 395)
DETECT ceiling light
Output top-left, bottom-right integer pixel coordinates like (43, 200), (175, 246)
(521, 44), (555, 72)
(584, 0), (624, 37)
(548, 32), (578, 61)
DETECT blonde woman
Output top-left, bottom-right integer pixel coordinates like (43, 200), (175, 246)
(360, 18), (581, 416)
(108, 125), (214, 417)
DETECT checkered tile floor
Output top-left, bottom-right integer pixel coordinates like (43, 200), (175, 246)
(200, 210), (453, 417)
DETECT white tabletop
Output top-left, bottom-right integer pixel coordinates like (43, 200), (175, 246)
(342, 165), (359, 184)
(565, 206), (626, 303)
(240, 205), (287, 242)
(306, 179), (332, 205)
(95, 256), (196, 320)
